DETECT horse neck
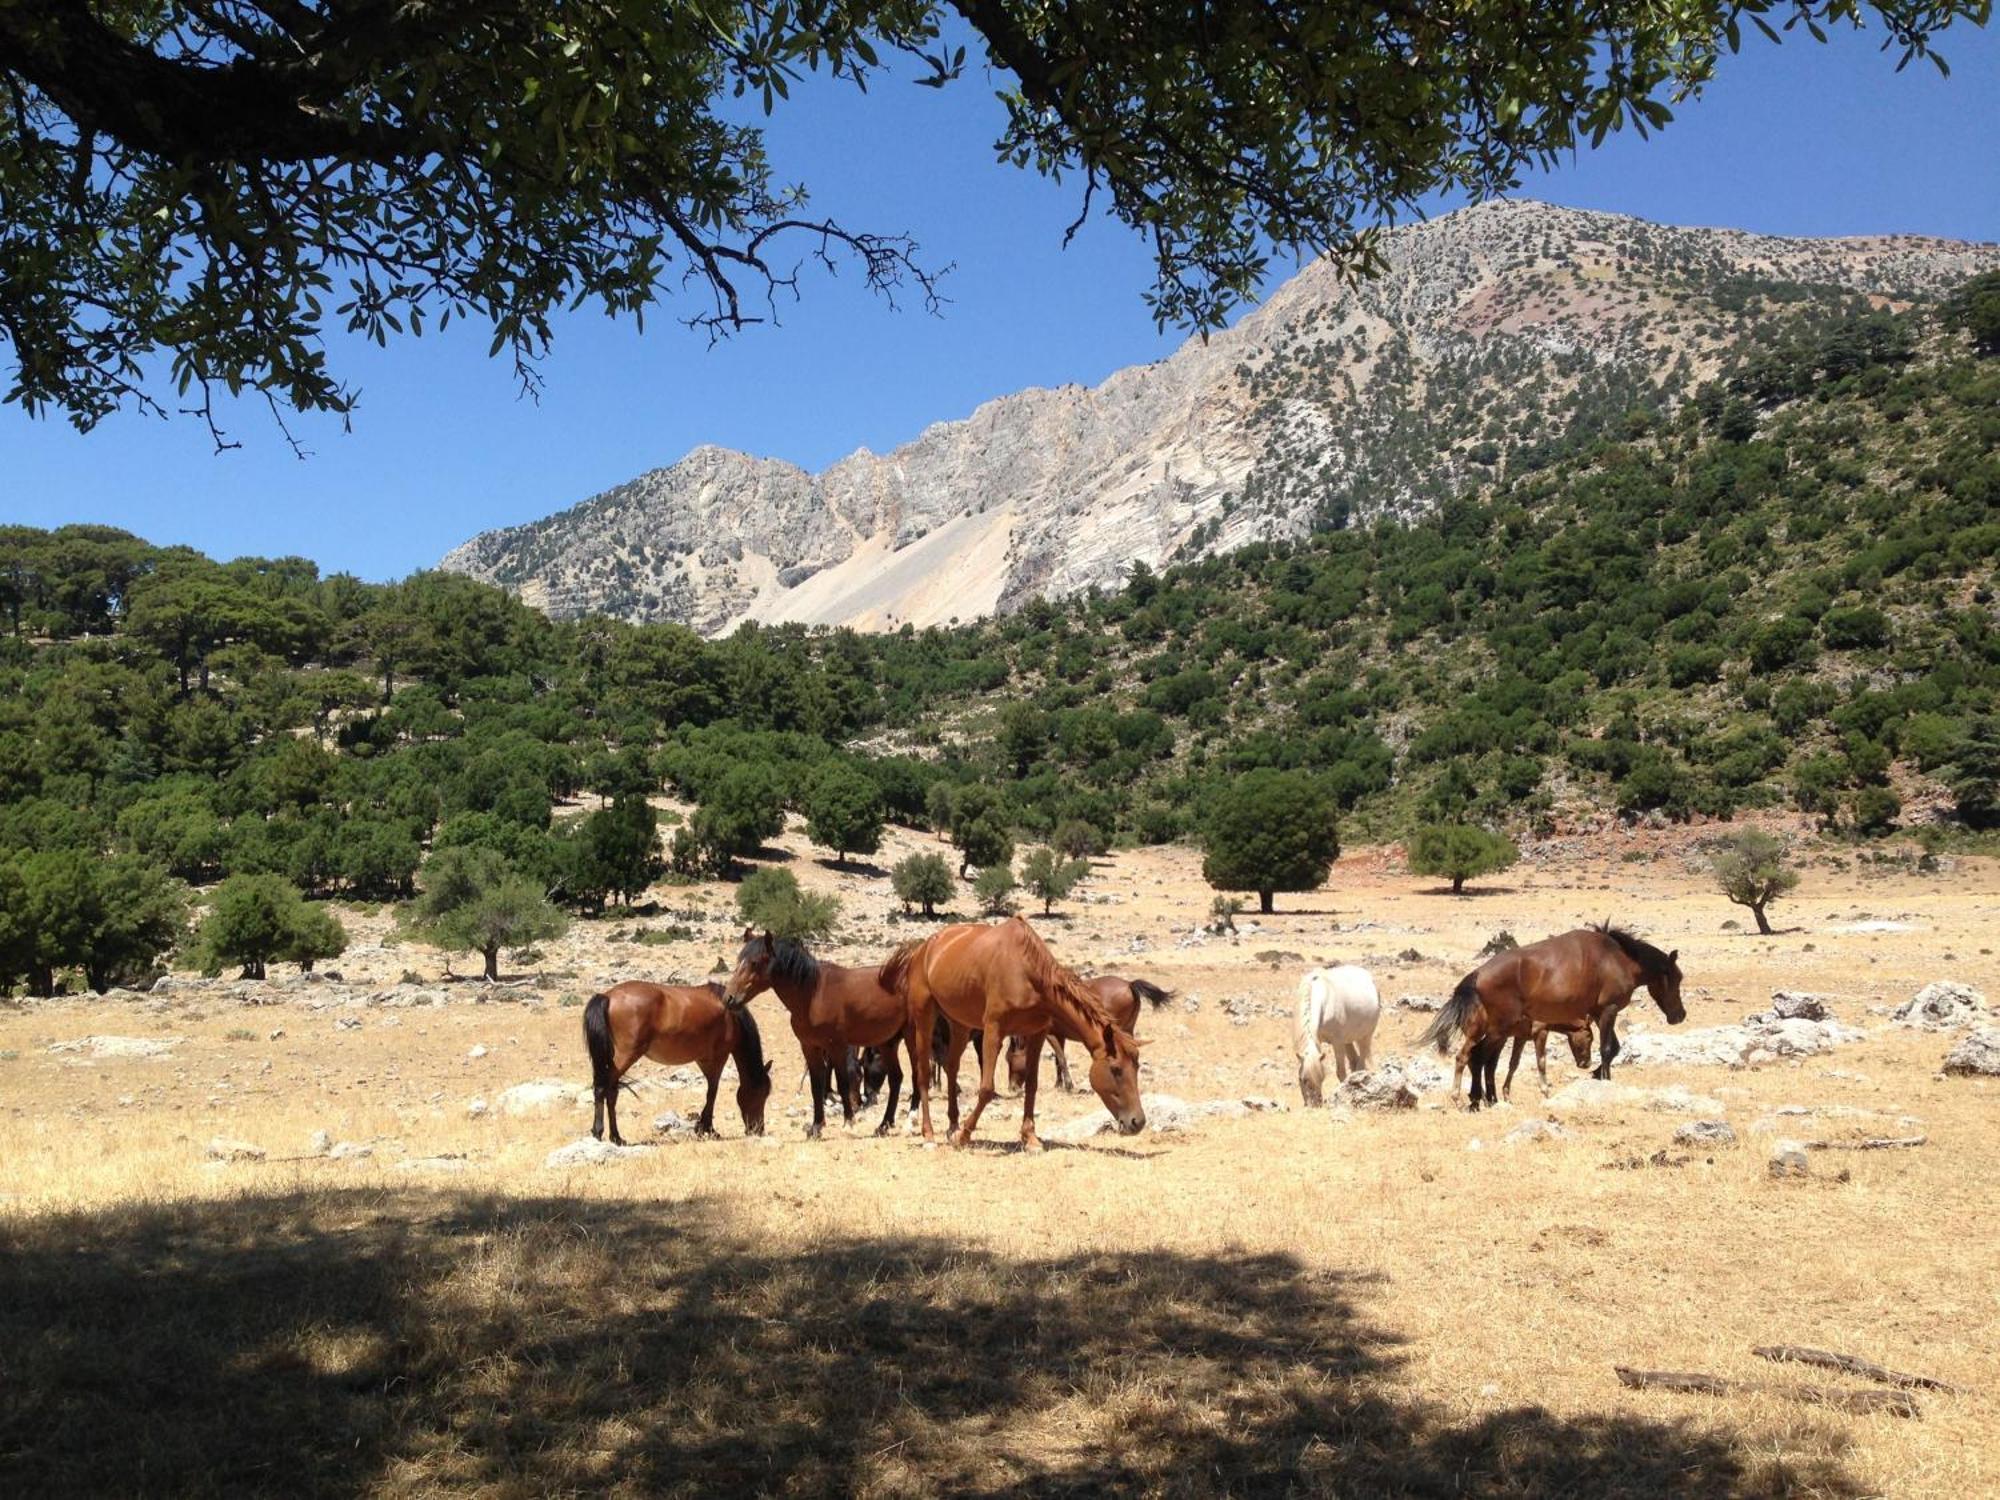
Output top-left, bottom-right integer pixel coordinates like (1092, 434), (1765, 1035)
(766, 967), (821, 1016)
(1044, 978), (1111, 1056)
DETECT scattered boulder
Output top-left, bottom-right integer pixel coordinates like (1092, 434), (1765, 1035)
(333, 1016), (362, 1031)
(468, 1044), (489, 1059)
(466, 1097), (489, 1119)
(1768, 1139), (1810, 1178)
(1673, 1120), (1737, 1149)
(1045, 1091), (1197, 1141)
(1547, 1080), (1725, 1116)
(1941, 1027), (2000, 1078)
(205, 1137), (265, 1163)
(49, 1035), (180, 1060)
(1620, 1015), (1862, 1069)
(328, 1141), (373, 1161)
(497, 1080), (581, 1118)
(1503, 1119), (1567, 1147)
(1396, 994), (1445, 1012)
(545, 1137), (650, 1168)
(307, 1129), (333, 1156)
(397, 1155), (469, 1173)
(1760, 991), (1833, 1022)
(1894, 981), (1988, 1032)
(1241, 1095), (1286, 1112)
(653, 1109), (694, 1136)
(1332, 1056), (1445, 1111)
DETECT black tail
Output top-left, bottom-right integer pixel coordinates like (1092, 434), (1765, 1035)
(731, 1004), (772, 1089)
(1417, 972), (1482, 1054)
(583, 991), (620, 1104)
(1129, 979), (1172, 1009)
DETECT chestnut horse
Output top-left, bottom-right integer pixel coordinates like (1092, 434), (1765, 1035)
(723, 930), (912, 1138)
(883, 917), (1146, 1150)
(1005, 975), (1171, 1093)
(1420, 924), (1685, 1109)
(584, 980), (772, 1144)
(1450, 1012), (1594, 1102)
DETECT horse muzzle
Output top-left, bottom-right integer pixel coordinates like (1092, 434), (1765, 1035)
(1117, 1112), (1146, 1136)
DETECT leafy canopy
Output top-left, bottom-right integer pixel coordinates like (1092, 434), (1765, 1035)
(891, 852), (955, 917)
(1200, 768), (1339, 911)
(735, 867), (841, 943)
(3, 0), (1978, 437)
(1407, 824), (1519, 894)
(1709, 828), (1800, 933)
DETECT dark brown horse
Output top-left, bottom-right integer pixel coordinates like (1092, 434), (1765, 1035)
(1006, 975), (1171, 1093)
(883, 917), (1146, 1150)
(1450, 1011), (1594, 1101)
(1421, 924), (1685, 1109)
(583, 980), (772, 1144)
(723, 930), (912, 1138)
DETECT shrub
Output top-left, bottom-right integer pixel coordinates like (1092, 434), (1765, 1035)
(891, 853), (955, 918)
(1850, 785), (1902, 837)
(803, 763), (885, 865)
(1709, 829), (1799, 935)
(1406, 824), (1519, 895)
(192, 873), (348, 980)
(1200, 768), (1339, 914)
(401, 846), (567, 981)
(973, 864), (1018, 917)
(1019, 846), (1089, 915)
(1050, 819), (1105, 861)
(734, 867), (840, 942)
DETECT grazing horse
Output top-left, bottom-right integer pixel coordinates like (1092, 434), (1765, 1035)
(583, 980), (772, 1144)
(883, 917), (1146, 1150)
(723, 930), (912, 1138)
(1420, 924), (1685, 1109)
(1005, 975), (1171, 1094)
(1292, 965), (1381, 1106)
(1450, 1011), (1594, 1102)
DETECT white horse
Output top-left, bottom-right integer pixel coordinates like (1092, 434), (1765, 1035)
(1294, 965), (1382, 1105)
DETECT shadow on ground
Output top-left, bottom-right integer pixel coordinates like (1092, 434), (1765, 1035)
(0, 1190), (1862, 1497)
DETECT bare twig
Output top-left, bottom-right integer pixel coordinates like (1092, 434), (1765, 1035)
(1753, 1346), (1968, 1394)
(1614, 1366), (1921, 1418)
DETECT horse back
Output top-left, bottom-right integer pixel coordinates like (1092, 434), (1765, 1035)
(1304, 965), (1380, 1042)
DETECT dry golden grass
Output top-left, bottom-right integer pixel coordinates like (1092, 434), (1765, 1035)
(2, 827), (1996, 1496)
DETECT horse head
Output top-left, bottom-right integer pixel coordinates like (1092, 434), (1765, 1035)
(723, 928), (775, 1008)
(735, 1064), (771, 1135)
(1004, 1034), (1032, 1094)
(1564, 1024), (1594, 1069)
(1648, 949), (1686, 1024)
(1087, 1023), (1147, 1135)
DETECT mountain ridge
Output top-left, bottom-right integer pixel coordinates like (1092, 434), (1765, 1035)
(440, 199), (2000, 634)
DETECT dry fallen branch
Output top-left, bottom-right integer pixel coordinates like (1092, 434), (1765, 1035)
(1802, 1135), (1928, 1151)
(1753, 1345), (1968, 1394)
(1613, 1366), (1921, 1418)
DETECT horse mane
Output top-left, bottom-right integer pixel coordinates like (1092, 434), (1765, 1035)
(748, 935), (821, 992)
(730, 1003), (772, 1087)
(1009, 919), (1130, 1051)
(1595, 922), (1675, 975)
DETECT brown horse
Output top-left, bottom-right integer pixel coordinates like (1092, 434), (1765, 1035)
(583, 980), (772, 1144)
(883, 917), (1146, 1150)
(1006, 975), (1171, 1093)
(1420, 924), (1685, 1109)
(1450, 1011), (1594, 1101)
(723, 930), (912, 1138)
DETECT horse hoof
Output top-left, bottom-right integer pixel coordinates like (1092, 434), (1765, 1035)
(1019, 1134), (1044, 1153)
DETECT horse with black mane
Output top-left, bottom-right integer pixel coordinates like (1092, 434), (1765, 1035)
(584, 980), (772, 1144)
(1420, 924), (1685, 1109)
(723, 929), (913, 1137)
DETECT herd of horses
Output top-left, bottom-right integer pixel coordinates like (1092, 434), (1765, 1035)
(582, 917), (1687, 1149)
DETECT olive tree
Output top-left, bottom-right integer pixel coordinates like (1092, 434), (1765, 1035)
(1710, 829), (1800, 935)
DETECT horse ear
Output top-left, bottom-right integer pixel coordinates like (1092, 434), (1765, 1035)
(1102, 1023), (1116, 1055)
(742, 926), (755, 942)
(1669, 949), (1679, 963)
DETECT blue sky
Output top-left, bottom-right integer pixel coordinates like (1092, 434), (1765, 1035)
(4, 21), (1997, 580)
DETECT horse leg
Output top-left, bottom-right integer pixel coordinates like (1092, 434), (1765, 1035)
(1018, 1032), (1046, 1153)
(1456, 1035), (1477, 1108)
(1503, 1034), (1526, 1100)
(1597, 1014), (1622, 1081)
(805, 1050), (832, 1139)
(1053, 1040), (1074, 1091)
(1345, 1040), (1366, 1076)
(909, 996), (938, 1143)
(953, 1021), (1003, 1148)
(604, 1066), (624, 1146)
(1333, 1039), (1350, 1083)
(876, 1032), (904, 1137)
(1481, 1036), (1502, 1107)
(696, 1059), (722, 1139)
(1534, 1029), (1550, 1090)
(943, 1023), (972, 1139)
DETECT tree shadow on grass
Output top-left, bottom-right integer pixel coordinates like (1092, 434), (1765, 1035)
(0, 1189), (1866, 1497)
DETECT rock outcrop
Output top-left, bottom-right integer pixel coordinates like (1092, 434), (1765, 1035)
(442, 201), (2000, 634)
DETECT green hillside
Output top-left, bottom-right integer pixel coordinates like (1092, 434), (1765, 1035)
(3, 282), (1997, 994)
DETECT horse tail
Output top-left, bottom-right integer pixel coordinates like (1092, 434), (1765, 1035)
(1418, 971), (1482, 1055)
(878, 938), (923, 998)
(1129, 978), (1172, 1010)
(730, 1003), (771, 1088)
(583, 991), (620, 1103)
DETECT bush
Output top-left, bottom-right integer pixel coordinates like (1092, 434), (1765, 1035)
(1019, 846), (1089, 915)
(891, 852), (955, 918)
(1200, 768), (1339, 914)
(1050, 819), (1105, 860)
(1820, 605), (1890, 651)
(973, 863), (1018, 917)
(0, 850), (188, 996)
(1709, 829), (1799, 935)
(401, 845), (568, 981)
(691, 764), (787, 872)
(734, 867), (840, 942)
(191, 873), (346, 980)
(803, 763), (885, 865)
(1850, 785), (1902, 837)
(1406, 824), (1519, 895)
(948, 783), (1014, 876)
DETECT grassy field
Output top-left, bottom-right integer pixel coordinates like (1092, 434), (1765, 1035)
(2, 822), (1995, 1496)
